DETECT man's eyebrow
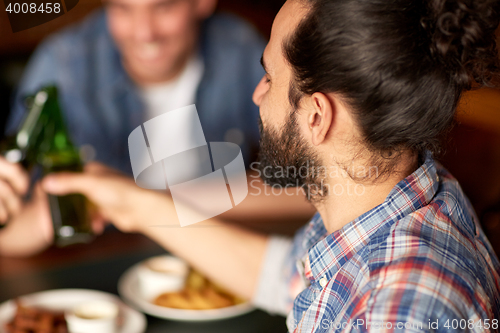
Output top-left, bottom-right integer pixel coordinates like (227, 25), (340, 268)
(260, 55), (269, 74)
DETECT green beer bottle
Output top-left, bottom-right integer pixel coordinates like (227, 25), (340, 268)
(0, 91), (48, 230)
(36, 86), (93, 247)
(0, 91), (48, 169)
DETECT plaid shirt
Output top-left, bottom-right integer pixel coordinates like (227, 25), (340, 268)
(282, 154), (500, 332)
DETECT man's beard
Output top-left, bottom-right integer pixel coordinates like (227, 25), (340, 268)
(257, 112), (327, 201)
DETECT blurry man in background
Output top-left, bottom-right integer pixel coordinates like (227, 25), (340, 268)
(0, 0), (314, 256)
(10, 0), (264, 172)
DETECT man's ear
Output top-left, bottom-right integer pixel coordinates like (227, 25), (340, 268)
(195, 0), (217, 19)
(308, 92), (333, 146)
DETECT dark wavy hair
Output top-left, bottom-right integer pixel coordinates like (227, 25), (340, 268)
(284, 0), (500, 172)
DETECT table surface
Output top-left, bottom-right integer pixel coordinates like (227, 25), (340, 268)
(0, 229), (288, 333)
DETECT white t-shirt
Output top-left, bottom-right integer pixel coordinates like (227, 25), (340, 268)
(138, 55), (206, 186)
(140, 55), (205, 120)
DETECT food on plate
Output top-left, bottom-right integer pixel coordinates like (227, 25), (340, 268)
(153, 270), (245, 310)
(4, 301), (68, 333)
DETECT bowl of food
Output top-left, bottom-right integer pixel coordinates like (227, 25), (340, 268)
(153, 270), (245, 310)
(118, 256), (254, 321)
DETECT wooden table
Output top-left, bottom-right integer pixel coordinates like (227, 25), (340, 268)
(0, 229), (288, 333)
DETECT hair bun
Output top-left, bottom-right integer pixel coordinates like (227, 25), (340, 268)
(422, 0), (500, 89)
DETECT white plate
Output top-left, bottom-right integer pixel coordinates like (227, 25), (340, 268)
(0, 289), (147, 333)
(118, 261), (255, 322)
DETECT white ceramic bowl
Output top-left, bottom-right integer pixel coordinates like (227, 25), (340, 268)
(136, 255), (189, 301)
(65, 300), (119, 333)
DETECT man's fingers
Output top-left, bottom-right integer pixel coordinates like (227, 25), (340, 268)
(0, 200), (8, 224)
(91, 215), (107, 235)
(85, 162), (118, 175)
(31, 183), (54, 243)
(0, 181), (22, 218)
(32, 182), (49, 207)
(42, 172), (95, 197)
(0, 158), (29, 195)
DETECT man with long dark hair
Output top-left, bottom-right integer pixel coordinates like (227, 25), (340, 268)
(43, 0), (500, 330)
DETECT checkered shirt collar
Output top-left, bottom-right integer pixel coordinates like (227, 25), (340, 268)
(307, 152), (440, 283)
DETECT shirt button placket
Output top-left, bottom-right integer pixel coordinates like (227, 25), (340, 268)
(319, 277), (328, 288)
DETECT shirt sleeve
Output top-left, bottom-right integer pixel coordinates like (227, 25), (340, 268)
(252, 235), (294, 316)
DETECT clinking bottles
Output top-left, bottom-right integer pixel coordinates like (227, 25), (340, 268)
(1, 86), (93, 246)
(37, 86), (93, 247)
(0, 91), (48, 168)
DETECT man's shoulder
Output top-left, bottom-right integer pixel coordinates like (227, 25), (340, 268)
(355, 248), (487, 329)
(202, 13), (265, 51)
(195, 12), (265, 117)
(359, 201), (499, 324)
(366, 183), (487, 287)
(38, 9), (111, 55)
(370, 163), (483, 265)
(25, 8), (121, 90)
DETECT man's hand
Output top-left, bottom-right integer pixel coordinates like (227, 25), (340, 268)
(0, 183), (53, 257)
(42, 162), (268, 300)
(0, 156), (30, 224)
(42, 162), (177, 233)
(0, 157), (54, 257)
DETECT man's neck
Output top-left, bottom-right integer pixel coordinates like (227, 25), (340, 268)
(315, 153), (419, 234)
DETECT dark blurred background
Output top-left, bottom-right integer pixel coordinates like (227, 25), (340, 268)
(0, 0), (500, 256)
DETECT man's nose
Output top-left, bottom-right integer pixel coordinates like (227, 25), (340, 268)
(133, 12), (156, 42)
(252, 76), (267, 106)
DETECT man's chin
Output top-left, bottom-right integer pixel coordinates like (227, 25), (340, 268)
(125, 62), (175, 84)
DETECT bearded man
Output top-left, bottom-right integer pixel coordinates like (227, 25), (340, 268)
(42, 0), (500, 330)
